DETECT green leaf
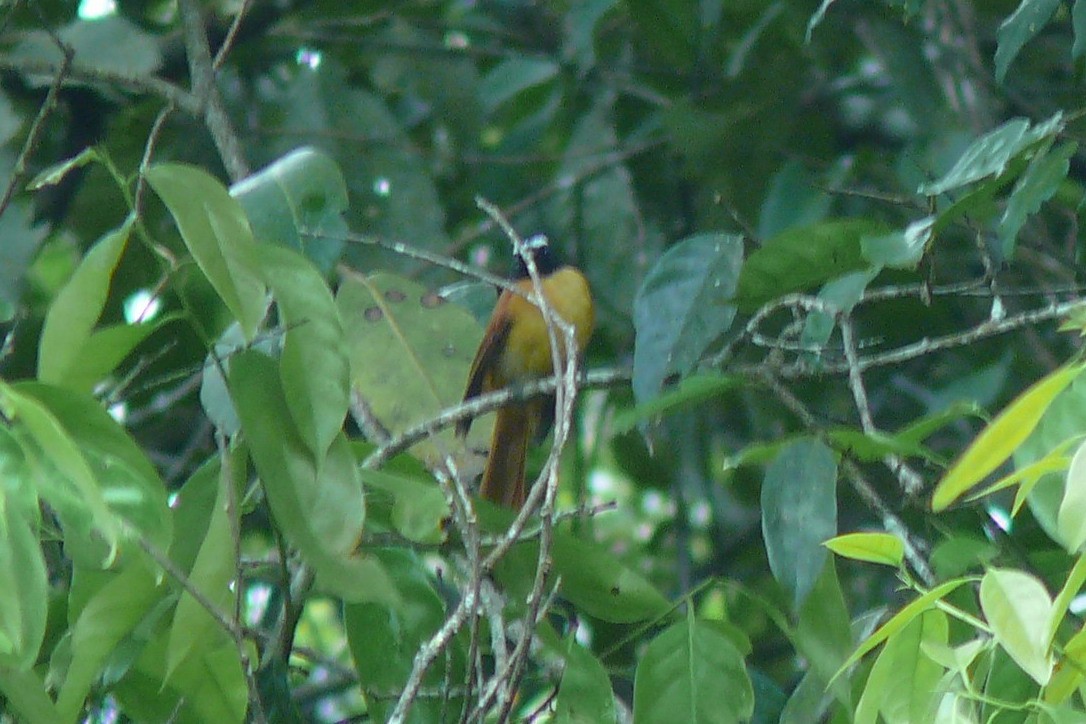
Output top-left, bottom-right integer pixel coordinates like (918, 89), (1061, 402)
(165, 453), (235, 682)
(551, 528), (672, 623)
(0, 200), (47, 313)
(800, 269), (879, 356)
(736, 219), (878, 311)
(632, 233), (743, 403)
(757, 160), (835, 239)
(827, 428), (940, 464)
(0, 383), (120, 563)
(0, 667), (61, 724)
(932, 361), (1083, 511)
(549, 100), (661, 322)
(228, 350), (394, 604)
(999, 141), (1075, 259)
(633, 614), (754, 724)
(625, 0), (697, 68)
(918, 113), (1064, 196)
(27, 147), (100, 190)
(855, 610), (947, 724)
(995, 0), (1062, 83)
(555, 636), (617, 724)
(56, 562), (161, 721)
(231, 147), (349, 273)
(860, 216), (934, 269)
(612, 374), (739, 434)
(1075, 0), (1086, 58)
(480, 57), (560, 112)
(979, 567), (1053, 685)
(345, 550), (466, 723)
(1058, 440), (1086, 552)
(337, 271), (489, 461)
(824, 532), (905, 567)
(14, 382), (172, 551)
(1048, 553), (1086, 646)
(257, 243), (349, 459)
(13, 16), (162, 87)
(0, 487), (48, 670)
(761, 438), (838, 608)
(793, 560), (855, 709)
(359, 469), (447, 545)
(146, 163), (267, 340)
(65, 318), (176, 394)
(832, 578), (969, 683)
(37, 218), (132, 385)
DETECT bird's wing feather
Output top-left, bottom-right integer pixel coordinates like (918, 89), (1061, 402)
(457, 294), (513, 437)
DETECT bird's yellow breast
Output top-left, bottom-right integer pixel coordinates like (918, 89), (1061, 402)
(499, 267), (594, 382)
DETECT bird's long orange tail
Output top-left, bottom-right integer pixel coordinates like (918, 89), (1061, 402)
(479, 402), (538, 509)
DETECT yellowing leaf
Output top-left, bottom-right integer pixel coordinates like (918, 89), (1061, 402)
(932, 362), (1083, 511)
(824, 532), (904, 567)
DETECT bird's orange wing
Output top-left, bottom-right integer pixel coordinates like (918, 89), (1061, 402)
(457, 292), (513, 437)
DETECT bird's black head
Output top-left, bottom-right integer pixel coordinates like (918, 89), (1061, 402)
(513, 235), (561, 278)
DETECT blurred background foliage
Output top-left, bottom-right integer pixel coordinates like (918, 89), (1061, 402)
(3, 0), (1086, 720)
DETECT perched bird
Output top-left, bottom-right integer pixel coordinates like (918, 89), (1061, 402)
(457, 236), (594, 509)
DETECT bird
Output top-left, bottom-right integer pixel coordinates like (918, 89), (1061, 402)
(457, 236), (594, 509)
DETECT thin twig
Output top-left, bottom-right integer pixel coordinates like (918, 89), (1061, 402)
(0, 22), (73, 218)
(839, 315), (924, 496)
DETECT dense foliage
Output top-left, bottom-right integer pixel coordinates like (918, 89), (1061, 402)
(3, 0), (1086, 721)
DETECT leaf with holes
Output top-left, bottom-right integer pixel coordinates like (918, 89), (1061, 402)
(336, 271), (490, 462)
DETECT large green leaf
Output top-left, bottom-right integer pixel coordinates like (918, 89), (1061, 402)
(854, 610), (947, 724)
(1058, 440), (1086, 552)
(231, 147), (349, 273)
(146, 164), (267, 340)
(994, 0), (1062, 83)
(551, 528), (671, 623)
(37, 217), (132, 385)
(257, 243), (349, 459)
(336, 271), (489, 461)
(761, 438), (838, 608)
(824, 532), (905, 568)
(736, 219), (877, 311)
(918, 113), (1064, 196)
(555, 636), (616, 724)
(632, 233), (743, 403)
(980, 567), (1053, 685)
(228, 350), (394, 604)
(633, 614), (754, 724)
